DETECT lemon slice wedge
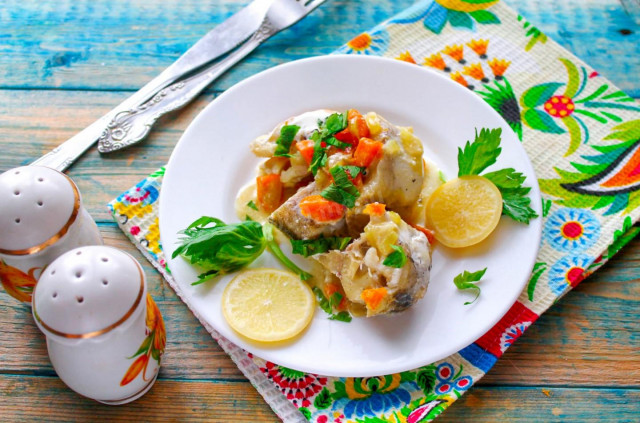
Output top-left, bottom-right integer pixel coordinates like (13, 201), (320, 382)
(222, 268), (315, 342)
(425, 175), (502, 248)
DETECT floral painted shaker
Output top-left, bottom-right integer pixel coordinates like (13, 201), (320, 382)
(32, 245), (165, 404)
(0, 166), (102, 303)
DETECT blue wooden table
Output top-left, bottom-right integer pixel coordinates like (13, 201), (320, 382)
(0, 0), (639, 420)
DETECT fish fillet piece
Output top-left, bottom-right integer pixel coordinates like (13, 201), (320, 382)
(268, 182), (348, 240)
(314, 211), (431, 316)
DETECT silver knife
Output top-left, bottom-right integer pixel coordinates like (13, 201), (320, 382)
(31, 0), (273, 172)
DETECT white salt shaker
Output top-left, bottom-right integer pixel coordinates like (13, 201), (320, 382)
(32, 245), (165, 404)
(0, 166), (102, 304)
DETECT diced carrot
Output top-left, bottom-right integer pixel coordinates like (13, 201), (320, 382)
(344, 167), (363, 187)
(299, 195), (346, 222)
(352, 137), (383, 167)
(334, 128), (359, 148)
(363, 203), (386, 217)
(256, 174), (283, 213)
(361, 287), (387, 311)
(295, 140), (315, 165)
(410, 223), (436, 244)
(324, 283), (347, 311)
(348, 109), (370, 138)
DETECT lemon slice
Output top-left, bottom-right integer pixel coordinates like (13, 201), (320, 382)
(425, 175), (502, 248)
(222, 269), (315, 342)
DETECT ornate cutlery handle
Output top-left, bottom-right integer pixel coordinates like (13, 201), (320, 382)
(98, 20), (278, 153)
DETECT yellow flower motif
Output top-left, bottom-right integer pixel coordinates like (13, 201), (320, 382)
(435, 0), (499, 13)
(423, 53), (448, 71)
(462, 63), (486, 81)
(347, 33), (372, 52)
(396, 51), (416, 64)
(467, 39), (489, 57)
(113, 201), (153, 220)
(487, 58), (511, 78)
(451, 72), (469, 87)
(442, 44), (465, 63)
(146, 218), (162, 256)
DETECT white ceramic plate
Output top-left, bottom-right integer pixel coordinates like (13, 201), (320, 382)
(160, 55), (542, 377)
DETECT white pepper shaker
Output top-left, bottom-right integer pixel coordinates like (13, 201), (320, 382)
(0, 166), (102, 304)
(32, 245), (165, 404)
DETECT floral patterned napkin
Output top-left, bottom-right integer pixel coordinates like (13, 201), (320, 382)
(109, 1), (640, 421)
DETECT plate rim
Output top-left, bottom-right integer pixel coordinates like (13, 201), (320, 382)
(159, 54), (543, 377)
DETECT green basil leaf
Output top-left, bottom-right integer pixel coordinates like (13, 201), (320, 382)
(291, 236), (352, 257)
(383, 245), (407, 268)
(274, 124), (300, 157)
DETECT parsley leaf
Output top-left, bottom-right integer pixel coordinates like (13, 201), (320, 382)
(453, 268), (486, 305)
(273, 124), (300, 157)
(457, 128), (502, 176)
(329, 311), (352, 322)
(484, 168), (539, 224)
(312, 287), (352, 322)
(383, 245), (407, 268)
(246, 200), (258, 211)
(262, 223), (312, 281)
(321, 165), (364, 208)
(308, 112), (348, 175)
(291, 236), (352, 257)
(172, 217), (266, 285)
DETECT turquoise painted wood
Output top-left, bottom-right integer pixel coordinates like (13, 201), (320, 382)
(0, 0), (638, 96)
(0, 0), (638, 421)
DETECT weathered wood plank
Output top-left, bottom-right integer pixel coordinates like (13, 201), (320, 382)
(0, 0), (638, 96)
(439, 386), (640, 422)
(0, 375), (276, 422)
(0, 374), (638, 422)
(1, 224), (638, 387)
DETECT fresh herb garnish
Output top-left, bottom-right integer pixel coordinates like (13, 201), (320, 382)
(172, 217), (266, 285)
(246, 200), (258, 211)
(173, 217), (312, 284)
(453, 268), (486, 305)
(273, 124), (300, 157)
(262, 223), (312, 281)
(291, 236), (352, 257)
(382, 245), (407, 268)
(312, 287), (352, 322)
(320, 165), (364, 208)
(457, 128), (538, 224)
(308, 112), (348, 175)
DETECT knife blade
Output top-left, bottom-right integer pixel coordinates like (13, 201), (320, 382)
(31, 0), (273, 172)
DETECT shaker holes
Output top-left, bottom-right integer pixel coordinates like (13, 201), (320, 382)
(52, 292), (58, 298)
(14, 218), (20, 224)
(37, 200), (44, 206)
(38, 177), (44, 182)
(75, 271), (83, 278)
(14, 190), (20, 196)
(102, 279), (109, 286)
(76, 296), (84, 304)
(101, 257), (109, 262)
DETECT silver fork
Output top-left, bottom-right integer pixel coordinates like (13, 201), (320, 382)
(32, 0), (326, 171)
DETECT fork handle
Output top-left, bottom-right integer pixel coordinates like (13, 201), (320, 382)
(98, 20), (279, 153)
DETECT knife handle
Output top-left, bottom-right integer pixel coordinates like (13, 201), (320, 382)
(97, 21), (278, 154)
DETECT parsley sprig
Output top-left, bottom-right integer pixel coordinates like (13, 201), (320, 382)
(321, 165), (364, 208)
(453, 268), (486, 305)
(291, 236), (352, 257)
(382, 245), (407, 268)
(309, 112), (348, 175)
(274, 124), (300, 157)
(173, 217), (311, 284)
(312, 287), (352, 322)
(458, 128), (538, 224)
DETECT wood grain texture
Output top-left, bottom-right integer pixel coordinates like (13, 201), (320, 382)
(0, 0), (639, 421)
(0, 0), (638, 96)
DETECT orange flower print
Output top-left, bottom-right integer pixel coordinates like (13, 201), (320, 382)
(0, 260), (39, 303)
(487, 58), (511, 79)
(451, 72), (470, 89)
(462, 63), (488, 83)
(442, 44), (465, 64)
(396, 51), (416, 64)
(120, 294), (165, 386)
(423, 53), (450, 72)
(466, 39), (489, 59)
